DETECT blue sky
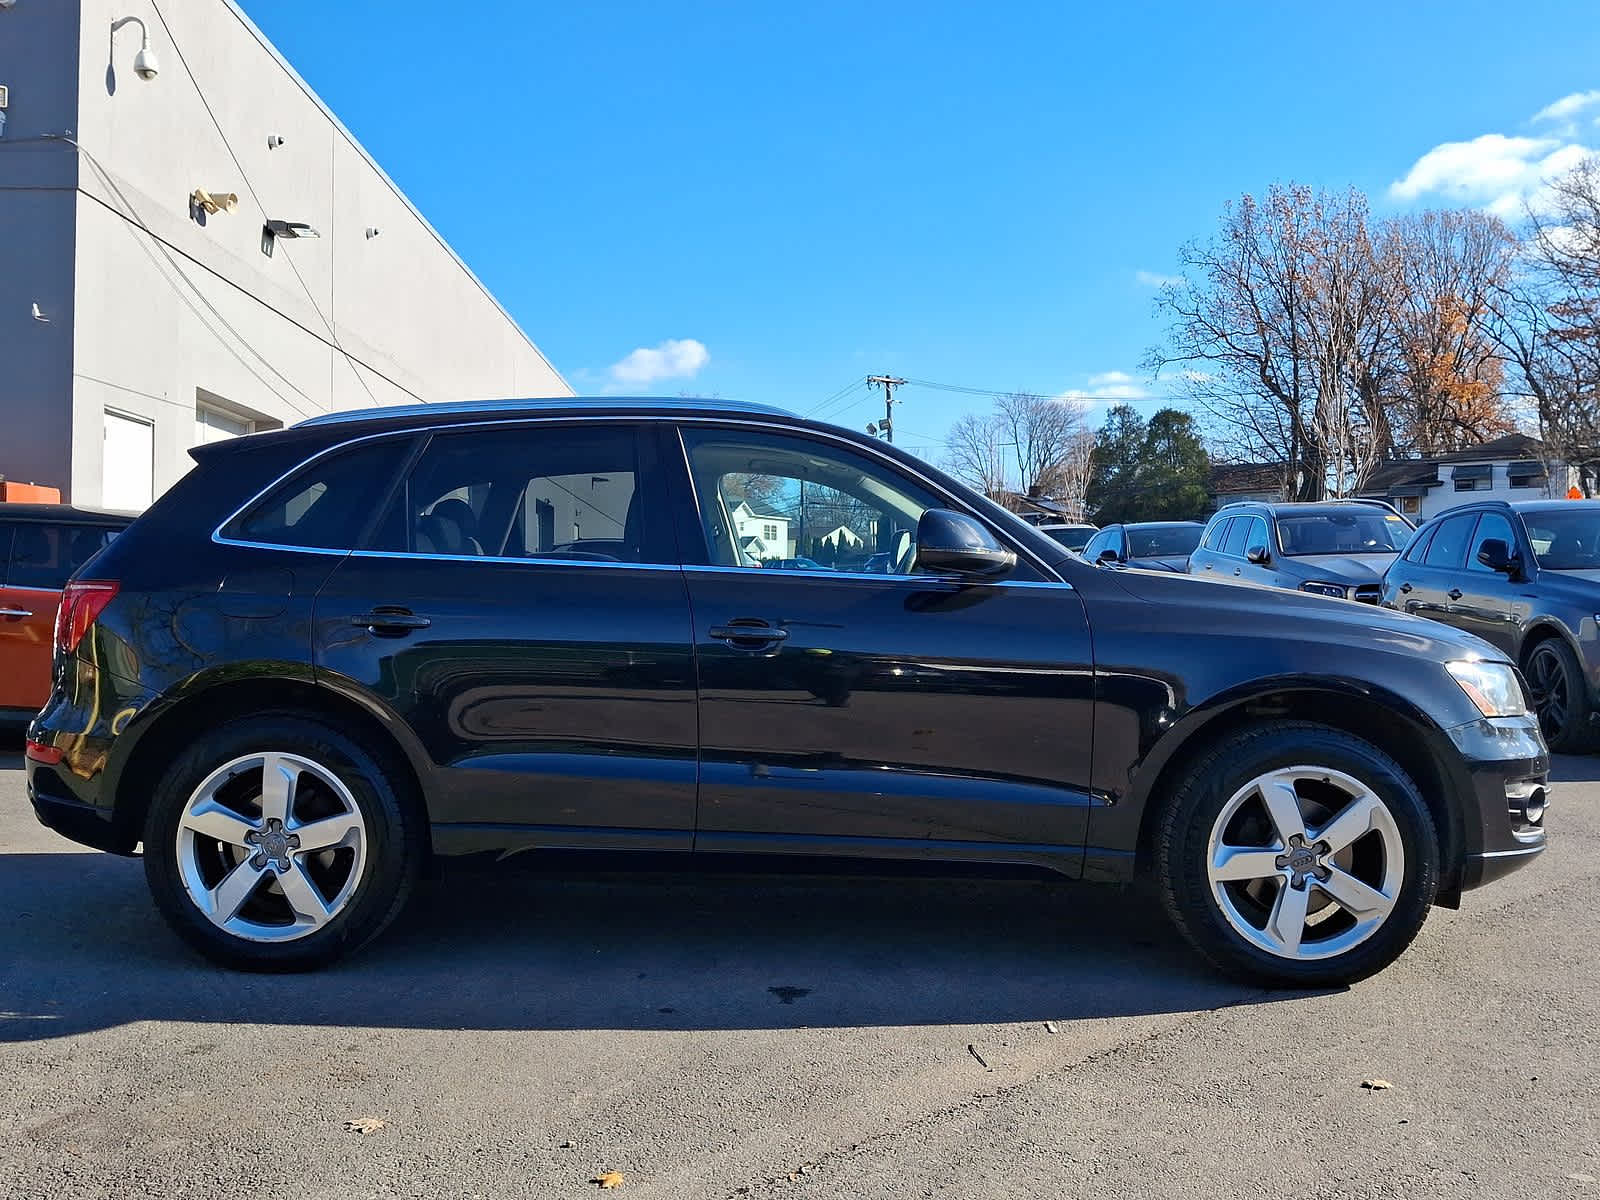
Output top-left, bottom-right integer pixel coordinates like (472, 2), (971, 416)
(248, 0), (1600, 460)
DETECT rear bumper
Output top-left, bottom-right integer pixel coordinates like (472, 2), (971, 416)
(1444, 715), (1549, 894)
(28, 779), (136, 855)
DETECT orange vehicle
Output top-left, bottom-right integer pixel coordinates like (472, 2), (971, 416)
(0, 504), (133, 729)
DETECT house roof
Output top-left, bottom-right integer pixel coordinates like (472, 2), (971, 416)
(1434, 433), (1544, 463)
(1360, 459), (1441, 495)
(1210, 462), (1285, 494)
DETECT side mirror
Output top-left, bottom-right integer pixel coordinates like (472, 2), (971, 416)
(913, 509), (1016, 578)
(1096, 547), (1122, 565)
(1245, 544), (1271, 565)
(1476, 538), (1519, 576)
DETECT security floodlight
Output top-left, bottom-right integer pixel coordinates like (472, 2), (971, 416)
(111, 16), (159, 81)
(260, 219), (321, 257)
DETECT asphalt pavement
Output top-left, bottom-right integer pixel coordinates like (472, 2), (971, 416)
(2, 747), (1597, 1199)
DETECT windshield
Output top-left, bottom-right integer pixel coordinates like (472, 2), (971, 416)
(1523, 509), (1600, 570)
(1127, 526), (1202, 558)
(1277, 511), (1414, 557)
(1043, 525), (1095, 550)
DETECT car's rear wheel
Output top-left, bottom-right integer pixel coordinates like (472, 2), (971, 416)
(1524, 638), (1594, 753)
(1155, 723), (1438, 987)
(143, 715), (422, 971)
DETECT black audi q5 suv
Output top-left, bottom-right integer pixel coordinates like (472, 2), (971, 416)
(27, 398), (1548, 985)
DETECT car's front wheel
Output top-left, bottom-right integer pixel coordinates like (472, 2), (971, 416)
(1524, 637), (1595, 754)
(143, 715), (422, 971)
(1155, 723), (1438, 987)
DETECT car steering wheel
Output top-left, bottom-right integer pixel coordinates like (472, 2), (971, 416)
(891, 528), (915, 574)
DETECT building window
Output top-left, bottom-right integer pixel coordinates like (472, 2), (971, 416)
(196, 403), (254, 445)
(1453, 477), (1487, 492)
(764, 523), (777, 541)
(1399, 495), (1420, 515)
(1508, 464), (1546, 489)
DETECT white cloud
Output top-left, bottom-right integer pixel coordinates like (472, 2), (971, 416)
(1390, 91), (1599, 217)
(1533, 90), (1600, 125)
(608, 338), (710, 386)
(1135, 269), (1182, 288)
(1060, 370), (1150, 407)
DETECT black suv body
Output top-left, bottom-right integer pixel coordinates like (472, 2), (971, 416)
(26, 399), (1547, 984)
(1081, 522), (1205, 572)
(1381, 499), (1600, 752)
(1190, 500), (1417, 602)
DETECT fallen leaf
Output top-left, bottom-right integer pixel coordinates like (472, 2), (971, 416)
(593, 1171), (624, 1189)
(1044, 1021), (1059, 1034)
(1360, 1079), (1393, 1091)
(343, 1117), (386, 1135)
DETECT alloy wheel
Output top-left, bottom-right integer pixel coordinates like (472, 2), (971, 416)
(1205, 766), (1405, 961)
(1526, 644), (1570, 739)
(174, 752), (368, 942)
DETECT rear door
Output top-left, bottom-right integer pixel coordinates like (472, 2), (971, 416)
(0, 521), (120, 716)
(312, 421), (699, 846)
(1190, 516), (1234, 577)
(669, 422), (1096, 865)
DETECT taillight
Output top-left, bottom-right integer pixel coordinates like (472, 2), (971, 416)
(54, 580), (119, 654)
(25, 740), (64, 765)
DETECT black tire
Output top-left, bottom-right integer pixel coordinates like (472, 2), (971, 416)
(142, 714), (423, 971)
(1154, 722), (1439, 988)
(1523, 637), (1596, 754)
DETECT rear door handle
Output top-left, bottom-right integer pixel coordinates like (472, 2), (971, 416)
(351, 607), (432, 637)
(709, 621), (790, 649)
(0, 607), (33, 619)
(1448, 588), (1463, 601)
(1398, 582), (1413, 594)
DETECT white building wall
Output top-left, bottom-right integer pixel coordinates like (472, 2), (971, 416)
(1417, 462), (1574, 520)
(2, 0), (570, 507)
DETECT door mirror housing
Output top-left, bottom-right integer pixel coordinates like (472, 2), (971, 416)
(1096, 547), (1122, 565)
(1245, 543), (1271, 565)
(913, 509), (1017, 578)
(1476, 538), (1520, 576)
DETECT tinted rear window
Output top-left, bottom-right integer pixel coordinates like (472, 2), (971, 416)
(1203, 517), (1234, 551)
(1423, 513), (1477, 569)
(1128, 525), (1203, 557)
(226, 439), (413, 550)
(2, 523), (122, 590)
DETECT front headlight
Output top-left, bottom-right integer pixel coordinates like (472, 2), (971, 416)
(1300, 581), (1347, 599)
(1446, 659), (1529, 718)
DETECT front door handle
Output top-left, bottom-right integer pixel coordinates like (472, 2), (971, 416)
(709, 620), (790, 650)
(1398, 582), (1413, 594)
(0, 607), (33, 619)
(351, 607), (432, 637)
(1448, 588), (1464, 601)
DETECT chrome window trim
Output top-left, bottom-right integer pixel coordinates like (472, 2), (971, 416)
(211, 412), (1069, 584)
(679, 564), (1072, 590)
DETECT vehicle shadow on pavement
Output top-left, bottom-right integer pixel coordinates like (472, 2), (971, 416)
(1551, 753), (1600, 784)
(0, 851), (1283, 1040)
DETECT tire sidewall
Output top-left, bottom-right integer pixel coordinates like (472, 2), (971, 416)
(1160, 725), (1439, 987)
(1528, 639), (1591, 753)
(143, 715), (414, 971)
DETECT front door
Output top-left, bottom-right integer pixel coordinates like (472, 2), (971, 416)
(313, 422), (698, 846)
(669, 423), (1096, 868)
(1450, 511), (1522, 655)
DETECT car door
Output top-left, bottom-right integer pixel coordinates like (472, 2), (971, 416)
(312, 421), (699, 846)
(1233, 515), (1274, 585)
(1449, 511), (1523, 654)
(1190, 516), (1234, 576)
(1405, 511), (1479, 623)
(0, 520), (120, 718)
(669, 422), (1096, 865)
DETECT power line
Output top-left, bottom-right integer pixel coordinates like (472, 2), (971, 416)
(805, 378), (869, 420)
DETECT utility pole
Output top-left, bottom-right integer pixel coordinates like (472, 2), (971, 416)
(866, 375), (906, 443)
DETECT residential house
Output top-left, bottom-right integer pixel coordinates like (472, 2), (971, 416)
(1357, 433), (1575, 520)
(1209, 462), (1291, 509)
(730, 501), (792, 561)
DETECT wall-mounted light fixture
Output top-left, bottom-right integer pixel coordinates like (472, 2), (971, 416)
(110, 16), (159, 81)
(365, 227), (380, 239)
(260, 218), (320, 257)
(191, 188), (239, 215)
(267, 134), (285, 149)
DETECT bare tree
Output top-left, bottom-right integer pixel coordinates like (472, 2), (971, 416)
(1055, 428), (1096, 521)
(944, 411), (1012, 502)
(995, 391), (1087, 500)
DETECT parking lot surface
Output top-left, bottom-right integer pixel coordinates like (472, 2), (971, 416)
(3, 747), (1597, 1199)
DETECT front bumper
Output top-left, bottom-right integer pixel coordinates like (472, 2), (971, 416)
(1444, 714), (1549, 893)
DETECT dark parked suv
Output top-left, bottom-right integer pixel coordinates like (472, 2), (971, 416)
(1381, 499), (1600, 752)
(27, 399), (1547, 985)
(1190, 500), (1416, 602)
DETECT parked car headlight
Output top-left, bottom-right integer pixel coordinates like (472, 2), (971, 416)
(1300, 581), (1347, 599)
(1446, 660), (1529, 718)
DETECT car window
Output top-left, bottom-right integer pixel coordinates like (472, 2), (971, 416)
(1523, 509), (1600, 570)
(1127, 525), (1202, 558)
(1402, 522), (1437, 564)
(1221, 517), (1252, 557)
(1043, 525), (1094, 550)
(2, 523), (121, 590)
(1277, 510), (1413, 556)
(1467, 513), (1516, 574)
(230, 439), (413, 551)
(679, 427), (951, 574)
(1083, 529), (1118, 560)
(1422, 512), (1478, 569)
(372, 425), (658, 563)
(1202, 517), (1234, 551)
(1241, 517), (1269, 556)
